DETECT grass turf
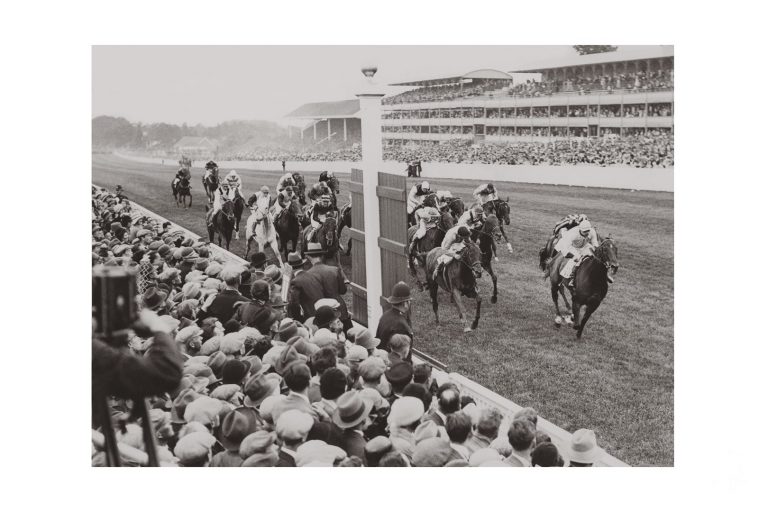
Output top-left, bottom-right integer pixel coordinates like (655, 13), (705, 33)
(93, 154), (673, 466)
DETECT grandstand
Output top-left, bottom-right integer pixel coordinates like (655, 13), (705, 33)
(285, 99), (362, 144)
(381, 46), (673, 144)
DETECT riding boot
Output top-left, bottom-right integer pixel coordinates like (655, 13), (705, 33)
(607, 275), (615, 284)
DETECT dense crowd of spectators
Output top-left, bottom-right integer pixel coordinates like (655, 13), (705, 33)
(91, 186), (608, 467)
(383, 79), (509, 105)
(384, 68), (673, 105)
(384, 131), (673, 167)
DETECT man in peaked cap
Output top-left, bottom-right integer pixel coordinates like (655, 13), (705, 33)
(376, 281), (414, 353)
(275, 410), (315, 467)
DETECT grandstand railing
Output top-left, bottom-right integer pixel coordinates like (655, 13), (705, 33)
(100, 186), (628, 467)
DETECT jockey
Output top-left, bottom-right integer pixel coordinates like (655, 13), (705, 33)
(458, 204), (485, 230)
(319, 170), (333, 184)
(407, 206), (441, 259)
(307, 193), (334, 238)
(252, 185), (272, 213)
(555, 220), (606, 288)
(247, 185), (274, 239)
(223, 170), (243, 200)
(277, 172), (296, 195)
(272, 187), (293, 217)
(203, 160), (218, 181)
(433, 226), (472, 279)
(473, 183), (498, 205)
(407, 181), (431, 215)
(553, 213), (590, 238)
(435, 190), (453, 211)
(172, 169), (185, 189)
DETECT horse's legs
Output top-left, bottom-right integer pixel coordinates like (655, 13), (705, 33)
(244, 237), (252, 260)
(559, 286), (572, 310)
(471, 294), (482, 330)
(551, 282), (564, 328)
(575, 304), (596, 339)
(452, 287), (471, 333)
(429, 280), (440, 325)
(484, 261), (498, 304)
(499, 225), (513, 253)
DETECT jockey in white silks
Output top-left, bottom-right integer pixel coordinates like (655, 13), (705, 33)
(407, 206), (441, 258)
(407, 181), (431, 216)
(435, 190), (453, 210)
(473, 183), (498, 205)
(212, 170), (243, 216)
(434, 225), (472, 279)
(553, 213), (590, 239)
(555, 220), (602, 287)
(246, 186), (273, 236)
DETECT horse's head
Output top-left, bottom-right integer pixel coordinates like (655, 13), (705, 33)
(288, 198), (304, 219)
(495, 199), (511, 225)
(423, 193), (438, 209)
(482, 214), (503, 242)
(221, 200), (235, 219)
(322, 215), (338, 247)
(595, 236), (620, 274)
(461, 241), (483, 278)
(329, 176), (340, 194)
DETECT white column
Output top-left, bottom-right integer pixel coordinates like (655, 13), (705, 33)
(356, 66), (386, 332)
(343, 118), (348, 141)
(313, 122), (317, 140)
(327, 119), (331, 140)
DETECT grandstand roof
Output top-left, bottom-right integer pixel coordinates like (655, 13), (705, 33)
(390, 69), (513, 87)
(286, 99), (360, 119)
(509, 45), (674, 72)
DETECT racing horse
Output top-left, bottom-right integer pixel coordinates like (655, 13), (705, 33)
(481, 198), (513, 253)
(337, 202), (352, 256)
(231, 193), (245, 240)
(325, 174), (340, 211)
(274, 197), (304, 262)
(545, 237), (619, 338)
(425, 240), (483, 333)
(471, 214), (504, 304)
(406, 207), (454, 291)
(206, 200), (236, 250)
(202, 168), (219, 204)
(172, 176), (192, 209)
(292, 173), (307, 206)
(244, 204), (282, 266)
(443, 196), (465, 223)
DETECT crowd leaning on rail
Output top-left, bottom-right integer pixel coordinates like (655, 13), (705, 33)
(92, 185), (607, 467)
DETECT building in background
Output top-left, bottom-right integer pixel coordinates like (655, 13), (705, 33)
(285, 99), (362, 145)
(172, 136), (219, 159)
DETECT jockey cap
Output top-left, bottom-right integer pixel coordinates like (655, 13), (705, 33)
(260, 186), (270, 193)
(227, 170), (239, 179)
(328, 171), (335, 178)
(421, 181), (430, 191)
(457, 226), (471, 239)
(471, 205), (483, 216)
(578, 220), (592, 233)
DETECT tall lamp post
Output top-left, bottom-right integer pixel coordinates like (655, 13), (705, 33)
(356, 65), (386, 331)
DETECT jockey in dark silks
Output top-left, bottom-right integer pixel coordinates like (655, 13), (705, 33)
(203, 160), (218, 180)
(318, 171), (337, 209)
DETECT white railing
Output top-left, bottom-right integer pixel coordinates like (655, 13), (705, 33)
(99, 185), (628, 467)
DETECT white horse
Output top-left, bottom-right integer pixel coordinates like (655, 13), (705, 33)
(244, 206), (283, 265)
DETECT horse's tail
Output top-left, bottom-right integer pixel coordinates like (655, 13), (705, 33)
(541, 254), (555, 278)
(539, 247), (548, 272)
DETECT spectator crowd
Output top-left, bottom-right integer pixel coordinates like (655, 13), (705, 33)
(91, 186), (607, 467)
(385, 131), (673, 167)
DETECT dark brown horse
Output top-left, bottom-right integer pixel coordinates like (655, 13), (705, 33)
(425, 241), (483, 333)
(172, 176), (191, 209)
(232, 194), (245, 241)
(471, 214), (504, 304)
(545, 237), (619, 338)
(444, 196), (465, 222)
(206, 200), (235, 250)
(406, 208), (454, 290)
(202, 169), (219, 204)
(337, 202), (352, 256)
(482, 198), (513, 254)
(303, 213), (348, 283)
(274, 198), (304, 262)
(292, 173), (307, 206)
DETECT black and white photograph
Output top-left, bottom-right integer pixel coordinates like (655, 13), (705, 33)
(90, 44), (673, 468)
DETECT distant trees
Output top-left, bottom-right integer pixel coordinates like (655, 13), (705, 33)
(573, 45), (618, 55)
(91, 116), (292, 152)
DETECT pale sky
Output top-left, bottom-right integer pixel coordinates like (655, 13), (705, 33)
(91, 45), (626, 126)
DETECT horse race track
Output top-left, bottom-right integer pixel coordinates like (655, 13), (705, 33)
(93, 154), (674, 466)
